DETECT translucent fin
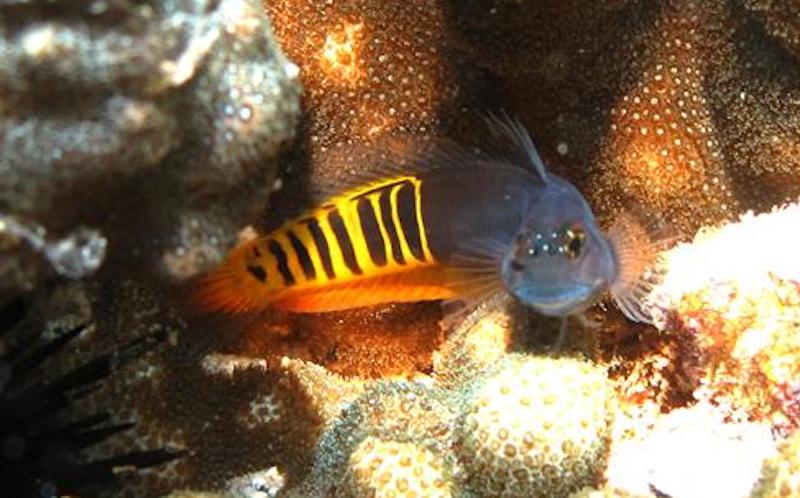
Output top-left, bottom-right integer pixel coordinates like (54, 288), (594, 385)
(439, 237), (509, 330)
(440, 288), (506, 331)
(606, 209), (677, 324)
(481, 110), (549, 184)
(553, 316), (570, 350)
(267, 123), (544, 227)
(194, 242), (267, 314)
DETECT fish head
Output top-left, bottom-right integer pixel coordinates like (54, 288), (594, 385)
(500, 177), (618, 316)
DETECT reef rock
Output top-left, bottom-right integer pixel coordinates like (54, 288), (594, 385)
(0, 0), (301, 298)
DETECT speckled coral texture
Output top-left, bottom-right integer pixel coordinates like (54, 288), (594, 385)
(6, 0), (800, 497)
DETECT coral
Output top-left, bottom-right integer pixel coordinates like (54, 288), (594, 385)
(647, 203), (800, 432)
(265, 0), (465, 147)
(568, 486), (653, 498)
(162, 466), (286, 498)
(283, 339), (614, 498)
(0, 214), (107, 295)
(751, 429), (800, 498)
(226, 467), (286, 498)
(606, 403), (775, 498)
(738, 0), (800, 57)
(455, 355), (613, 498)
(590, 0), (738, 231)
(164, 492), (229, 498)
(278, 356), (367, 425)
(6, 0), (800, 497)
(432, 293), (522, 388)
(289, 380), (457, 497)
(593, 1), (738, 230)
(0, 0), (300, 296)
(342, 437), (452, 498)
(711, 1), (800, 214)
(235, 302), (446, 378)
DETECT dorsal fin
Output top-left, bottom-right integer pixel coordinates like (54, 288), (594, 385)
(481, 111), (550, 184)
(265, 116), (545, 230)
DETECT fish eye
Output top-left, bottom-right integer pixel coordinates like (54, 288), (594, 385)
(564, 226), (586, 260)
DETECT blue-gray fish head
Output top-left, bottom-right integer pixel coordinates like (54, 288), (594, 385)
(500, 176), (618, 317)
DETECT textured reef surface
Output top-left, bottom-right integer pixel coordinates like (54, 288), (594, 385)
(2, 0), (800, 497)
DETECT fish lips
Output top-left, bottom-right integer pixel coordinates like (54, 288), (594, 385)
(512, 281), (603, 316)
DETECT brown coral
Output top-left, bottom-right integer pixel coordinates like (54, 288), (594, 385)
(265, 0), (464, 147)
(594, 0), (738, 230)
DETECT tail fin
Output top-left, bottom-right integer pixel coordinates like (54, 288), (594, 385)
(194, 244), (266, 314)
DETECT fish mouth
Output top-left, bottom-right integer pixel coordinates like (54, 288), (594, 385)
(513, 282), (600, 317)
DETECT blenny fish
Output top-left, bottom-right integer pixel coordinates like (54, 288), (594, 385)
(198, 114), (663, 325)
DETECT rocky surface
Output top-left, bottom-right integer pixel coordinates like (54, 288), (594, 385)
(0, 0), (301, 299)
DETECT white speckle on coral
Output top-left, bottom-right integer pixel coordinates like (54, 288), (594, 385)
(21, 25), (56, 59)
(284, 62), (300, 79)
(239, 105), (253, 121)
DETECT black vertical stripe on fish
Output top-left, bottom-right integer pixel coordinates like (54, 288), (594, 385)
(268, 239), (296, 286)
(305, 218), (335, 279)
(379, 188), (406, 265)
(287, 230), (316, 280)
(328, 209), (363, 275)
(395, 181), (426, 262)
(246, 265), (267, 282)
(356, 198), (388, 267)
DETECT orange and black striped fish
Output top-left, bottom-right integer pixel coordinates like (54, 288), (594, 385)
(197, 114), (665, 323)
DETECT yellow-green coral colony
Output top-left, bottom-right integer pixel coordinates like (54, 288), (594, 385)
(284, 350), (614, 498)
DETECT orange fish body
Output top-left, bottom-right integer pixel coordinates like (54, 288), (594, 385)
(197, 173), (491, 314)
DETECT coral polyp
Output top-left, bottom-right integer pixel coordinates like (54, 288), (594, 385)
(343, 437), (452, 498)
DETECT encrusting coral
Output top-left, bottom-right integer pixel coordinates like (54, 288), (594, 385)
(568, 486), (653, 498)
(647, 203), (800, 433)
(341, 437), (452, 498)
